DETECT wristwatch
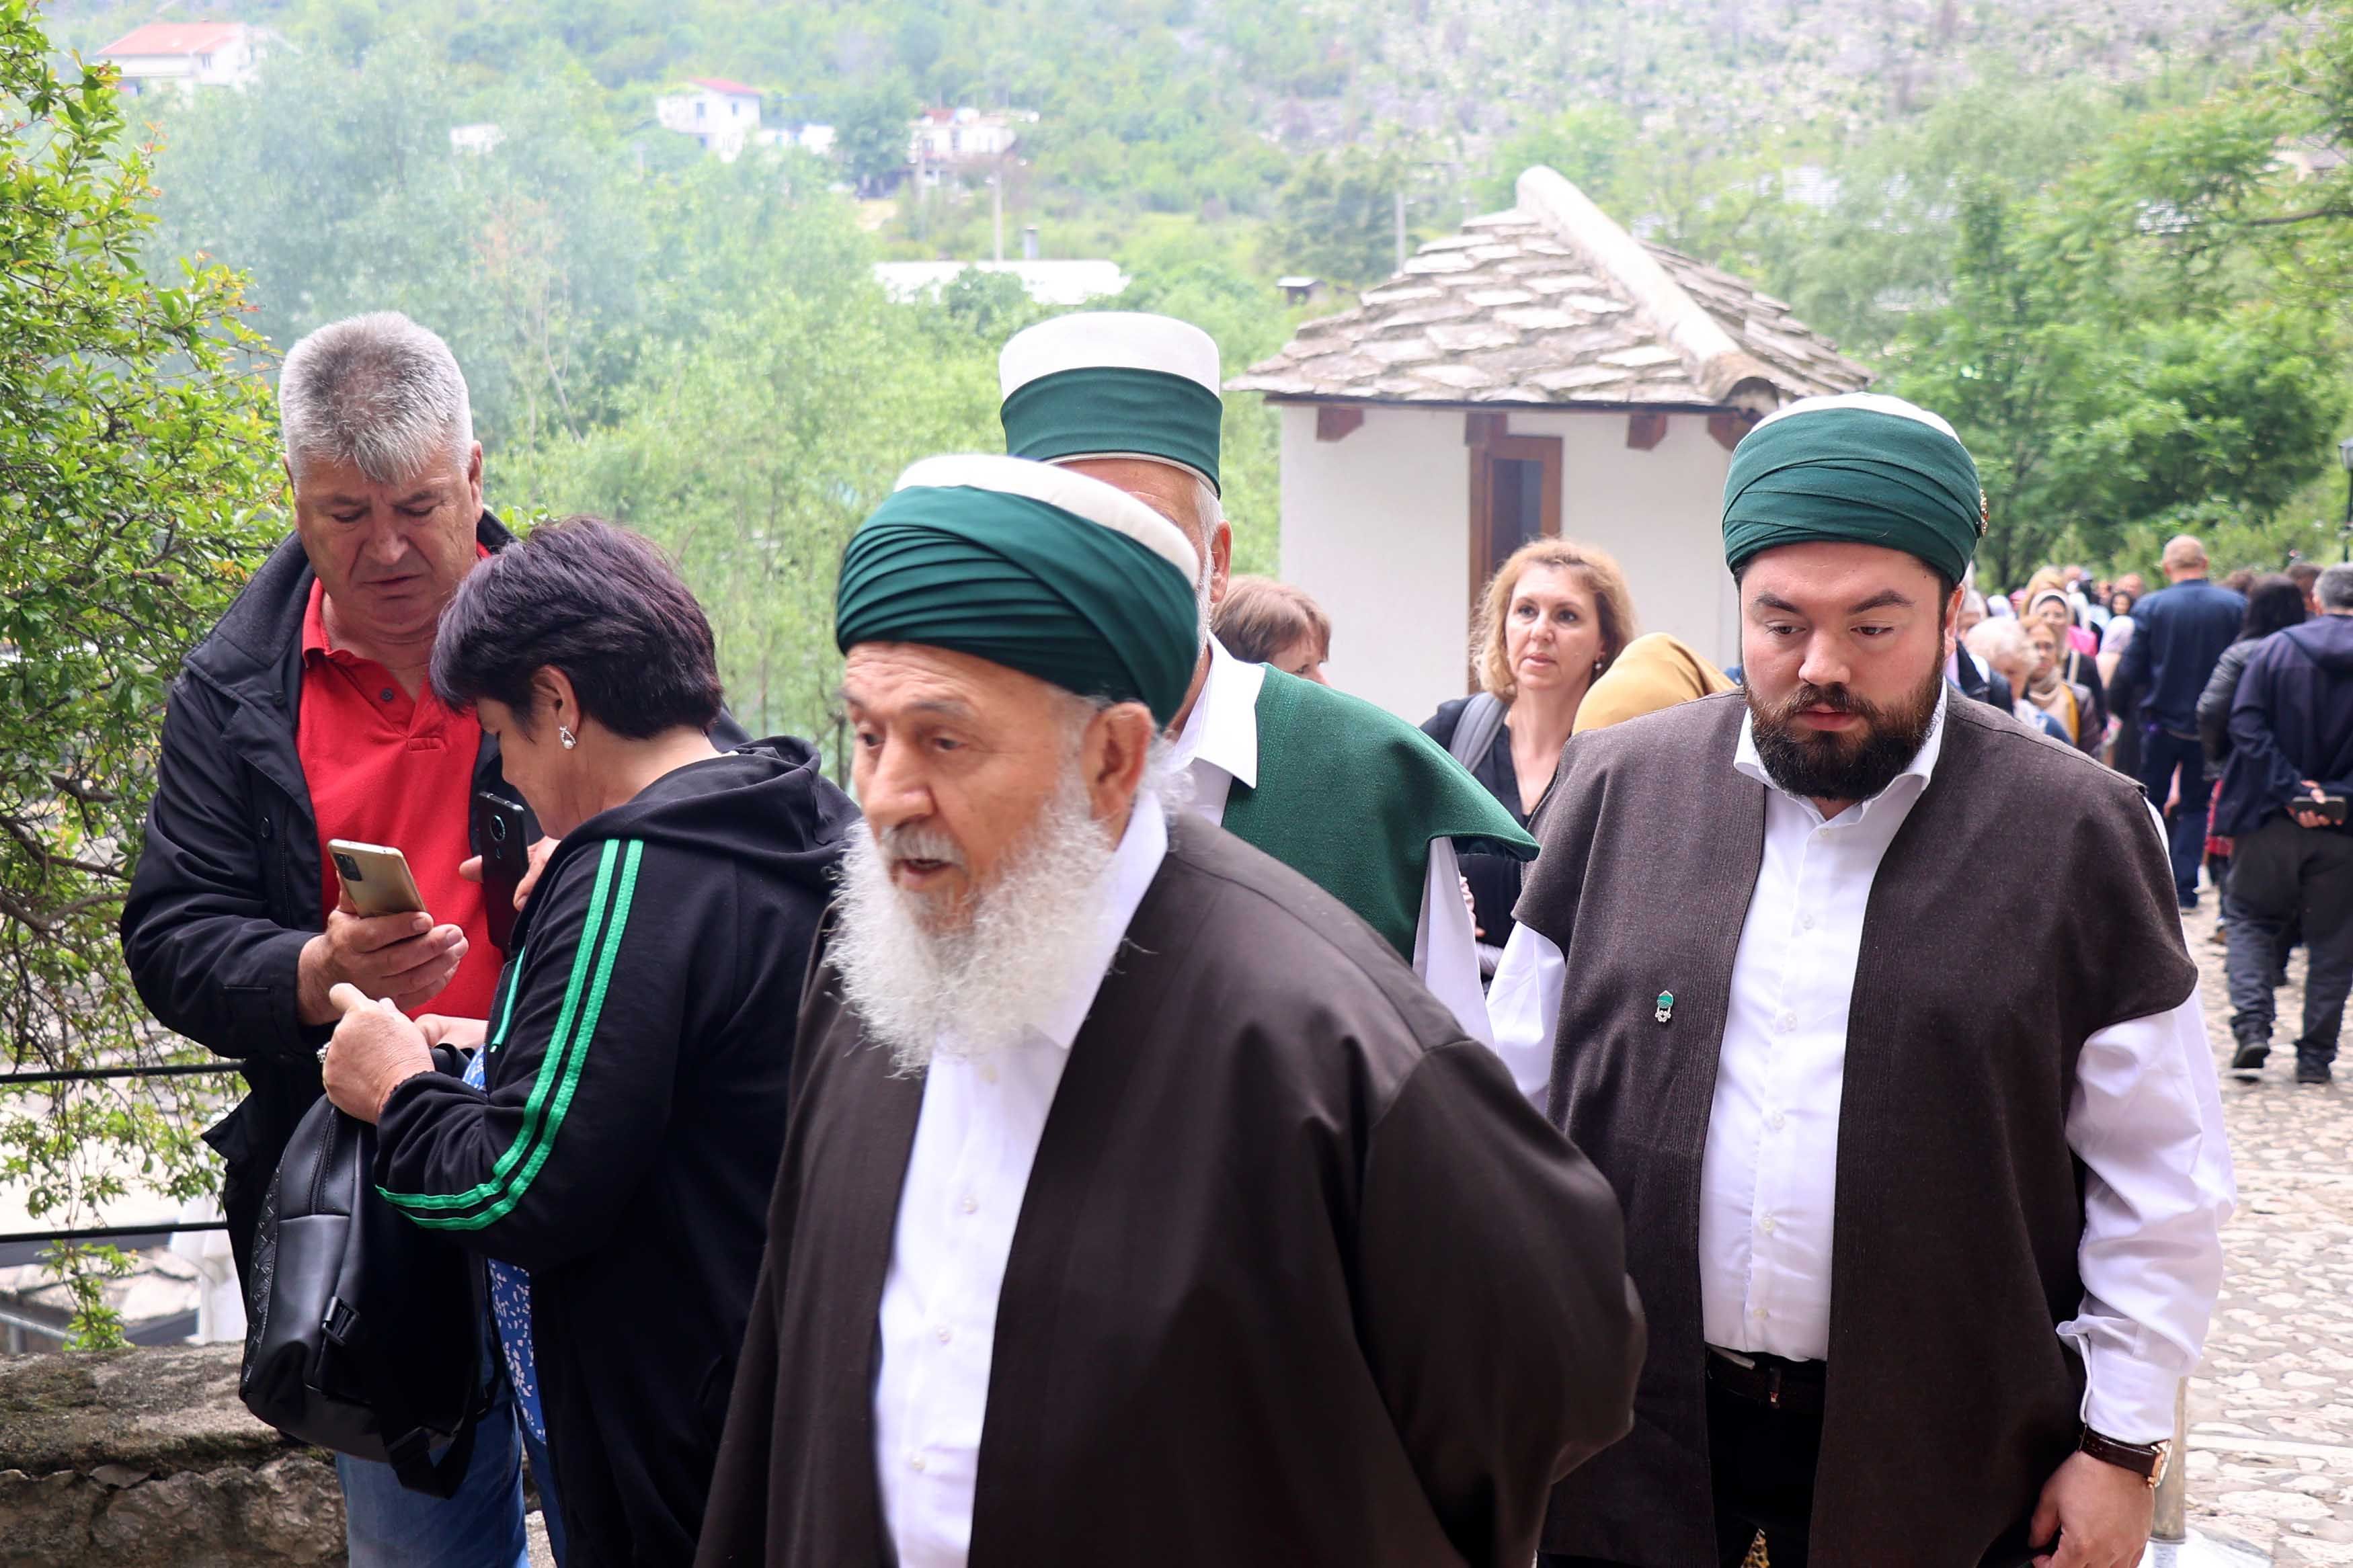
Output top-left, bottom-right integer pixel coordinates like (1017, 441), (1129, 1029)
(2080, 1428), (2170, 1488)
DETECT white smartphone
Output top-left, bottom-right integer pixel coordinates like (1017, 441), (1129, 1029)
(327, 839), (426, 917)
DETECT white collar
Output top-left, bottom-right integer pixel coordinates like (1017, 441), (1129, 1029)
(1030, 790), (1170, 1053)
(1733, 687), (1947, 827)
(1168, 636), (1261, 790)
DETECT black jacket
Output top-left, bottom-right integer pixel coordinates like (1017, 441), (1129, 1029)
(2217, 616), (2353, 838)
(376, 741), (853, 1565)
(1419, 696), (1529, 948)
(118, 515), (524, 1288)
(2198, 635), (2266, 780)
(1952, 647), (2018, 715)
(2116, 577), (2247, 735)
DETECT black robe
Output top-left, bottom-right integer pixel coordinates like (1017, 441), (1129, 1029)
(696, 813), (1644, 1568)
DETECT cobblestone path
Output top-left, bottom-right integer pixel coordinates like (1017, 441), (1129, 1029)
(2184, 903), (2353, 1561)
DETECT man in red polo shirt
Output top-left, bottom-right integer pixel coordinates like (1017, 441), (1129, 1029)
(125, 313), (532, 1566)
(295, 538), (496, 1021)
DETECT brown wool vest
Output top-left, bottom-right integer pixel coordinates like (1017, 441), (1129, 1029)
(1517, 692), (2196, 1568)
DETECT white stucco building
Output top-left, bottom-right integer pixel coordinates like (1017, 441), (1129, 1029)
(97, 22), (268, 95)
(1230, 166), (1872, 721)
(872, 259), (1126, 308)
(655, 77), (762, 159)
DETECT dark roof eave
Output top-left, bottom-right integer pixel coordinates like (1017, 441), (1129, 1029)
(1232, 390), (1763, 417)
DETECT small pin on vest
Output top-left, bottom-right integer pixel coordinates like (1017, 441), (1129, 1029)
(1655, 990), (1675, 1024)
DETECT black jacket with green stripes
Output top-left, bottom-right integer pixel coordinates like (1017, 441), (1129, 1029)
(373, 737), (854, 1568)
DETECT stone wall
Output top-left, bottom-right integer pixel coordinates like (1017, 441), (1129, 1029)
(0, 1344), (342, 1566)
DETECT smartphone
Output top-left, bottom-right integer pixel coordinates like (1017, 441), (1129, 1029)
(472, 791), (530, 952)
(327, 839), (426, 917)
(2319, 796), (2349, 825)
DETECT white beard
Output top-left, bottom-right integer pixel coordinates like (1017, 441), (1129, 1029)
(830, 770), (1119, 1073)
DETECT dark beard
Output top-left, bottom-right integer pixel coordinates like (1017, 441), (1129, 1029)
(1748, 660), (1945, 804)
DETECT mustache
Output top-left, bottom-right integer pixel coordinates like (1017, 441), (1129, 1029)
(1774, 682), (1872, 719)
(874, 820), (966, 868)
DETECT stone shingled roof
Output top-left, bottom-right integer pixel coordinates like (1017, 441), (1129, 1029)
(1230, 167), (1872, 411)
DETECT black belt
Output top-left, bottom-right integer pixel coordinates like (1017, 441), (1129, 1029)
(1707, 1349), (1826, 1415)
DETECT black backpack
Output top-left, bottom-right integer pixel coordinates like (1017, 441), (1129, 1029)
(239, 1072), (495, 1496)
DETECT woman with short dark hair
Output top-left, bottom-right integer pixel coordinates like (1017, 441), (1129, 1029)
(319, 517), (855, 1568)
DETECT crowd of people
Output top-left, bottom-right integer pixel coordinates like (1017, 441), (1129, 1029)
(114, 311), (2259, 1568)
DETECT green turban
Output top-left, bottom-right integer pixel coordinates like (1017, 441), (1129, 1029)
(1722, 394), (1985, 584)
(998, 312), (1225, 493)
(835, 456), (1201, 728)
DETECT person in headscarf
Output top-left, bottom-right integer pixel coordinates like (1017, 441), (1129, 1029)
(2026, 585), (2110, 755)
(994, 312), (1530, 1044)
(2024, 614), (2097, 750)
(1486, 393), (2232, 1568)
(694, 454), (1643, 1568)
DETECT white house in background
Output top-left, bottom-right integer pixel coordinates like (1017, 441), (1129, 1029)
(752, 122), (836, 156)
(873, 260), (1126, 308)
(1230, 165), (1872, 722)
(655, 77), (762, 159)
(449, 122), (506, 155)
(97, 21), (268, 95)
(910, 107), (1036, 183)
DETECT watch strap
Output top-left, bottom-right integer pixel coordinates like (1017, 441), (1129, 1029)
(2079, 1428), (2168, 1487)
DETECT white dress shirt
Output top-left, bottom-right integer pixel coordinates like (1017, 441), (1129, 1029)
(1484, 692), (2233, 1442)
(1172, 636), (1490, 1044)
(872, 794), (1168, 1568)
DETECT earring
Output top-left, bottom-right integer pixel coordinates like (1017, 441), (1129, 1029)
(558, 725), (577, 750)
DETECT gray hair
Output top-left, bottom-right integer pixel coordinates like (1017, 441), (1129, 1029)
(2318, 564), (2353, 612)
(278, 312), (473, 485)
(1964, 617), (2032, 669)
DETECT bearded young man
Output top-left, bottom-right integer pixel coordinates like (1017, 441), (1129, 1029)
(1484, 395), (2233, 1568)
(695, 455), (1642, 1568)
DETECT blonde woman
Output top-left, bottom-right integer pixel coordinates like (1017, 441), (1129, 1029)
(1422, 538), (1636, 958)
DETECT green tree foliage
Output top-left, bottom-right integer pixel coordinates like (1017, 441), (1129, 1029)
(1473, 105), (1636, 213)
(501, 263), (1006, 757)
(0, 0), (280, 1342)
(1261, 145), (1431, 290)
(835, 85), (916, 195)
(1890, 181), (2348, 586)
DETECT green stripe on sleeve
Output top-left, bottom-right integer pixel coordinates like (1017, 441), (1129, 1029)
(394, 839), (645, 1232)
(489, 942), (527, 1047)
(381, 840), (622, 1215)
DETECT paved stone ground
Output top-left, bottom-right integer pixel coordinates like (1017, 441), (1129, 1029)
(2181, 901), (2353, 1561)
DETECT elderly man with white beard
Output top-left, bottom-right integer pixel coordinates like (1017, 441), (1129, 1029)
(695, 454), (1644, 1568)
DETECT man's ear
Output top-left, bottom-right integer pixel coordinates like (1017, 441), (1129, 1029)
(1084, 702), (1156, 823)
(1207, 519), (1236, 612)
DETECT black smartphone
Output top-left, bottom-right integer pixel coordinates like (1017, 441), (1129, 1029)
(473, 790), (530, 952)
(2320, 796), (2350, 825)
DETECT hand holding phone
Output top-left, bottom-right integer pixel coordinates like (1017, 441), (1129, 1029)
(296, 841), (467, 1025)
(470, 792), (531, 952)
(2290, 788), (2348, 829)
(329, 839), (426, 916)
